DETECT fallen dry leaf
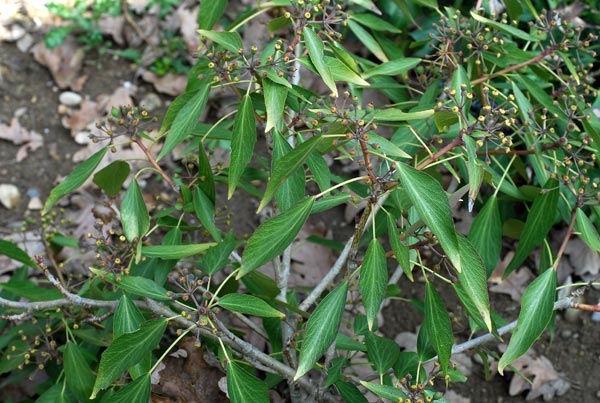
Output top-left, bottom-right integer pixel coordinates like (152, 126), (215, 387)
(0, 116), (43, 161)
(141, 70), (187, 96)
(508, 353), (570, 401)
(31, 38), (87, 90)
(97, 15), (126, 46)
(489, 267), (533, 302)
(289, 222), (335, 288)
(564, 238), (600, 280)
(176, 4), (200, 55)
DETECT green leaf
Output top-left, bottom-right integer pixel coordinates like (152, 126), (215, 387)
(307, 151), (330, 192)
(228, 95), (257, 199)
(396, 163), (461, 272)
(575, 208), (600, 253)
(198, 0), (227, 29)
(108, 275), (171, 301)
(303, 26), (338, 96)
(239, 197), (314, 278)
(365, 333), (400, 375)
(363, 58), (421, 79)
(258, 135), (321, 212)
(311, 193), (351, 214)
(43, 147), (107, 214)
(198, 29), (243, 53)
(142, 243), (215, 259)
(272, 132), (305, 212)
(505, 184), (559, 277)
(360, 381), (408, 400)
(434, 110), (459, 131)
(470, 11), (536, 41)
(218, 294), (284, 318)
(114, 295), (145, 338)
(103, 374), (150, 403)
(159, 91), (197, 136)
(360, 239), (388, 330)
(498, 269), (556, 374)
(350, 13), (402, 33)
(367, 133), (410, 159)
(410, 0), (438, 8)
(193, 187), (221, 241)
(324, 57), (370, 86)
(201, 231), (237, 275)
(121, 180), (149, 243)
(425, 282), (453, 373)
(0, 239), (37, 268)
(387, 214), (412, 281)
(91, 318), (168, 398)
(263, 78), (288, 133)
(347, 19), (388, 62)
(159, 81), (211, 160)
(64, 342), (95, 402)
(93, 160), (130, 196)
(198, 143), (216, 205)
(227, 361), (269, 403)
(456, 235), (492, 331)
(294, 281), (348, 381)
(374, 108), (434, 121)
(468, 196), (502, 277)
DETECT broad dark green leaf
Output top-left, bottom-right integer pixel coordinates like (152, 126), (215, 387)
(367, 133), (410, 159)
(498, 269), (557, 374)
(303, 26), (338, 96)
(198, 143), (216, 205)
(575, 208), (600, 253)
(365, 333), (400, 375)
(396, 163), (461, 272)
(311, 193), (350, 214)
(159, 91), (196, 136)
(347, 19), (388, 62)
(374, 108), (434, 121)
(227, 361), (269, 403)
(228, 95), (257, 199)
(43, 147), (107, 214)
(350, 13), (402, 33)
(103, 374), (150, 403)
(295, 281), (348, 381)
(197, 29), (243, 53)
(218, 294), (284, 318)
(0, 239), (37, 268)
(93, 160), (130, 196)
(193, 187), (221, 241)
(121, 180), (149, 242)
(505, 184), (559, 277)
(108, 275), (171, 301)
(360, 381), (408, 400)
(456, 235), (492, 331)
(360, 239), (388, 330)
(114, 295), (145, 338)
(307, 151), (330, 192)
(64, 342), (95, 402)
(91, 318), (168, 398)
(387, 214), (412, 281)
(468, 196), (502, 277)
(425, 282), (453, 373)
(36, 382), (71, 403)
(272, 132), (305, 212)
(323, 57), (370, 86)
(198, 0), (227, 29)
(363, 58), (421, 79)
(201, 231), (237, 275)
(453, 283), (489, 333)
(258, 135), (321, 212)
(410, 0), (438, 8)
(159, 81), (211, 160)
(142, 243), (215, 259)
(239, 197), (314, 278)
(263, 78), (288, 133)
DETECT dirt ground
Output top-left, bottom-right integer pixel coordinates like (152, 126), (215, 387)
(1, 18), (600, 403)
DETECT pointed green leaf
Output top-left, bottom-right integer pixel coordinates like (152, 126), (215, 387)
(159, 81), (211, 160)
(114, 295), (145, 338)
(228, 95), (257, 198)
(43, 147), (107, 214)
(425, 282), (453, 373)
(360, 381), (408, 400)
(201, 231), (237, 275)
(365, 333), (400, 375)
(0, 239), (37, 268)
(363, 58), (421, 79)
(227, 361), (269, 403)
(367, 133), (411, 159)
(347, 19), (388, 62)
(93, 160), (130, 196)
(294, 281), (348, 380)
(263, 78), (288, 132)
(396, 163), (461, 272)
(198, 29), (243, 53)
(575, 208), (600, 253)
(387, 214), (412, 281)
(108, 275), (171, 301)
(104, 374), (150, 403)
(141, 243), (215, 259)
(374, 108), (434, 121)
(159, 91), (197, 136)
(198, 0), (227, 30)
(258, 136), (321, 212)
(193, 187), (221, 241)
(470, 11), (536, 41)
(468, 196), (502, 277)
(350, 13), (402, 33)
(218, 294), (284, 318)
(303, 26), (338, 96)
(121, 180), (149, 243)
(311, 193), (351, 214)
(91, 318), (168, 398)
(453, 283), (490, 333)
(198, 143), (216, 205)
(239, 197), (314, 277)
(324, 57), (370, 86)
(64, 342), (95, 402)
(272, 132), (305, 211)
(360, 239), (388, 330)
(307, 151), (330, 192)
(456, 235), (492, 331)
(505, 184), (559, 277)
(498, 269), (556, 374)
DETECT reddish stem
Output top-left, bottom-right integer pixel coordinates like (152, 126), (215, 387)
(133, 137), (177, 190)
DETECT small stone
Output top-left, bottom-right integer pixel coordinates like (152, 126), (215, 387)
(139, 93), (162, 112)
(0, 184), (20, 209)
(59, 91), (82, 107)
(560, 329), (572, 339)
(74, 131), (92, 145)
(27, 196), (43, 210)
